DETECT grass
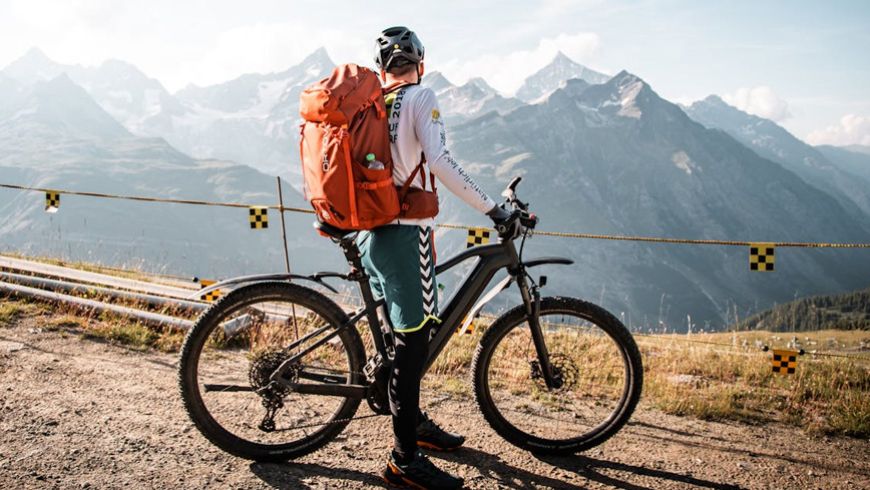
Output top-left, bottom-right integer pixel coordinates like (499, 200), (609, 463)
(426, 326), (869, 438)
(44, 314), (88, 331)
(2, 291), (868, 438)
(0, 300), (44, 325)
(637, 330), (870, 437)
(1, 296), (185, 352)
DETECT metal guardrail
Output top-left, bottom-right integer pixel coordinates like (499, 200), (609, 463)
(0, 280), (194, 329)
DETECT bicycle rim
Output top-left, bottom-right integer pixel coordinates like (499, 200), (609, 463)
(480, 303), (634, 447)
(184, 285), (362, 452)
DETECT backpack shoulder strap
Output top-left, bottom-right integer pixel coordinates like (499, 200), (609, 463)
(398, 161), (425, 200)
(387, 82), (437, 198)
(382, 81), (412, 94)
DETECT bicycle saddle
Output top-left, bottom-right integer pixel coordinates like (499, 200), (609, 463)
(313, 220), (357, 241)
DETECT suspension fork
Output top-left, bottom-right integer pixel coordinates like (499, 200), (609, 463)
(516, 269), (558, 389)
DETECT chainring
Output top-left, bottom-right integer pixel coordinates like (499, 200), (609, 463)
(364, 360), (392, 416)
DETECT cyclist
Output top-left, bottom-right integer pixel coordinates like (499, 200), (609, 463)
(367, 26), (512, 490)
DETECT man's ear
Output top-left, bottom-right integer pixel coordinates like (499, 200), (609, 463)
(418, 62), (425, 79)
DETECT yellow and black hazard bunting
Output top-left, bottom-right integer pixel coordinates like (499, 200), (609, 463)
(199, 279), (222, 302)
(249, 206), (268, 229)
(45, 191), (60, 213)
(749, 242), (775, 272)
(771, 348), (799, 374)
(202, 290), (222, 302)
(467, 227), (491, 248)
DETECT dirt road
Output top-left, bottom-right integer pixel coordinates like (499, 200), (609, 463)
(1, 317), (868, 489)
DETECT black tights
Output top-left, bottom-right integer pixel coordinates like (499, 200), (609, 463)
(389, 322), (431, 461)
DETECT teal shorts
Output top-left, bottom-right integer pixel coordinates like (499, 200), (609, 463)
(357, 225), (439, 333)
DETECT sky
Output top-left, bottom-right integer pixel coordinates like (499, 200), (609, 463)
(1, 0), (869, 145)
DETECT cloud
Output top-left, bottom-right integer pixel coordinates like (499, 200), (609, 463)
(806, 114), (870, 146)
(436, 32), (602, 95)
(722, 86), (792, 122)
(176, 21), (370, 90)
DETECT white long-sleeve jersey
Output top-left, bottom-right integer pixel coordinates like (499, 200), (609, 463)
(384, 84), (496, 227)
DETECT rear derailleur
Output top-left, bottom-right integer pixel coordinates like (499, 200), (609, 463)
(249, 349), (298, 432)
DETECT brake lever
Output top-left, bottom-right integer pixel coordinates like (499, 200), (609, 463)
(516, 198), (529, 211)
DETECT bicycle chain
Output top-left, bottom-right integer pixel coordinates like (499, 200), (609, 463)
(274, 412), (384, 432)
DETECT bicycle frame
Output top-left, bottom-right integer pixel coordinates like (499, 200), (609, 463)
(268, 228), (573, 398)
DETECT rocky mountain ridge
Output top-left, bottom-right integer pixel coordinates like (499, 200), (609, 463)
(2, 47), (869, 329)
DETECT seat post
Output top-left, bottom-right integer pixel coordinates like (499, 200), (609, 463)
(337, 236), (364, 272)
(336, 234), (394, 360)
(313, 221), (388, 351)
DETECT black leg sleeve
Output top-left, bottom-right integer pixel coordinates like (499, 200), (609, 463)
(389, 322), (432, 460)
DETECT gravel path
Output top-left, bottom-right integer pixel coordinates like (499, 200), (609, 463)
(1, 318), (868, 489)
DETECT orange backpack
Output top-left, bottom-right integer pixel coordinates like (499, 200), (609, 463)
(299, 64), (400, 230)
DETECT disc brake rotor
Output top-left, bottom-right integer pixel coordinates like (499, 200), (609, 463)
(530, 353), (579, 392)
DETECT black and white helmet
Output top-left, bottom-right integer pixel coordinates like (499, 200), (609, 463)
(374, 26), (425, 70)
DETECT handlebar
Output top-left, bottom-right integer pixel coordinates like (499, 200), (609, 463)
(494, 176), (538, 239)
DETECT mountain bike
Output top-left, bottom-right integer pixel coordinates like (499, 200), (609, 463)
(177, 177), (642, 461)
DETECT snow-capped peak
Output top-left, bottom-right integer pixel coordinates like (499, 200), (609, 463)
(17, 47), (54, 65)
(466, 77), (497, 95)
(298, 47), (334, 70)
(422, 71), (455, 93)
(516, 51), (609, 102)
(608, 71), (647, 118)
(1, 47), (65, 84)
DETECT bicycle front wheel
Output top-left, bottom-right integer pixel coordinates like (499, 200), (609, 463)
(178, 282), (366, 462)
(472, 296), (643, 455)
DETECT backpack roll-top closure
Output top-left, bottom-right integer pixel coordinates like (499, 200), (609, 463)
(300, 64), (383, 125)
(300, 87), (344, 125)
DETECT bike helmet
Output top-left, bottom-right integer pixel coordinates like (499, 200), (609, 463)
(374, 26), (425, 71)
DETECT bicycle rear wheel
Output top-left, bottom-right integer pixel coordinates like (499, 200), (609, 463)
(472, 296), (642, 455)
(178, 282), (365, 462)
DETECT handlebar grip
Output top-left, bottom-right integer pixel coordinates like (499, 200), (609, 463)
(520, 213), (538, 228)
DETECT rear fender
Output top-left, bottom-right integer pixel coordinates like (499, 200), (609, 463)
(191, 272), (341, 301)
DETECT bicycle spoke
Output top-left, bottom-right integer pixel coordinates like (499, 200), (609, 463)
(481, 307), (631, 443)
(186, 288), (364, 451)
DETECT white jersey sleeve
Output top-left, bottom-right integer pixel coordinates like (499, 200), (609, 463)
(412, 88), (496, 214)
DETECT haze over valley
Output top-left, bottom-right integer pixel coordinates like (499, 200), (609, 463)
(2, 47), (869, 330)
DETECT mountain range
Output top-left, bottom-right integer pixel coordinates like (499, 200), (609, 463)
(684, 96), (870, 216)
(0, 64), (326, 279)
(1, 47), (868, 330)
